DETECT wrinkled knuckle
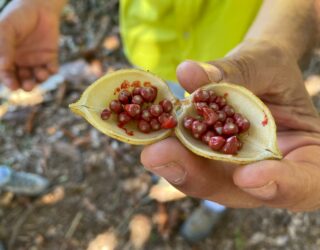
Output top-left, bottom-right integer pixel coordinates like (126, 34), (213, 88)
(222, 55), (255, 85)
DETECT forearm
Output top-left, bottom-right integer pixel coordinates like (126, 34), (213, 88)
(245, 0), (317, 63)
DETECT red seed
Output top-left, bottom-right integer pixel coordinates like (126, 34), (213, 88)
(159, 99), (173, 112)
(118, 112), (131, 124)
(215, 96), (226, 108)
(233, 113), (243, 122)
(194, 102), (208, 115)
(161, 115), (177, 129)
(202, 107), (219, 125)
(225, 117), (235, 124)
(223, 105), (235, 117)
(109, 100), (123, 114)
(208, 136), (226, 150)
(193, 89), (210, 102)
(192, 120), (208, 135)
(208, 90), (217, 103)
(124, 104), (141, 117)
(214, 121), (223, 135)
(236, 117), (250, 133)
(132, 95), (144, 105)
(141, 87), (157, 102)
(217, 111), (227, 122)
(221, 136), (239, 154)
(208, 103), (219, 111)
(149, 104), (163, 117)
(141, 109), (152, 122)
(132, 87), (142, 95)
(138, 120), (151, 133)
(151, 86), (158, 102)
(118, 90), (131, 104)
(183, 116), (194, 130)
(222, 123), (239, 135)
(101, 108), (111, 120)
(150, 118), (161, 131)
(201, 131), (215, 144)
(158, 113), (170, 124)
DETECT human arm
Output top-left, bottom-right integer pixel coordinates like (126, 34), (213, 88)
(0, 0), (67, 91)
(141, 0), (320, 211)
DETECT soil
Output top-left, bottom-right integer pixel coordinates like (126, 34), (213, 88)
(1, 1), (320, 250)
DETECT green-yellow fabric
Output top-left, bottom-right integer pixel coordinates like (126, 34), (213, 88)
(120, 0), (262, 81)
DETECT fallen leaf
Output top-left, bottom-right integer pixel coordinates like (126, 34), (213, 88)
(0, 192), (14, 206)
(148, 178), (186, 202)
(39, 186), (65, 205)
(87, 230), (118, 250)
(305, 75), (320, 96)
(103, 35), (120, 51)
(129, 214), (152, 249)
(153, 203), (169, 239)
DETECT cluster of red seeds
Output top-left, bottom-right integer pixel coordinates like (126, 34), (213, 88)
(100, 83), (177, 134)
(183, 89), (250, 154)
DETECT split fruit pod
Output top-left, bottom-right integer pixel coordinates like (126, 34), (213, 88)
(69, 69), (282, 164)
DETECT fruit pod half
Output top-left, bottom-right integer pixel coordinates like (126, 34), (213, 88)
(175, 84), (282, 164)
(69, 69), (282, 164)
(69, 69), (178, 144)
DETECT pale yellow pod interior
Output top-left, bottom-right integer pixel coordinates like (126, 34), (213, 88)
(175, 83), (282, 164)
(69, 69), (176, 145)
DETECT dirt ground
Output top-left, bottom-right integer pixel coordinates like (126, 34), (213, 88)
(1, 1), (320, 250)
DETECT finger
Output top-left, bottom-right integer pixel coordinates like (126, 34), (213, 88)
(141, 137), (262, 208)
(0, 70), (20, 90)
(234, 146), (320, 211)
(47, 61), (59, 74)
(0, 24), (19, 90)
(22, 79), (36, 92)
(177, 56), (264, 95)
(33, 66), (49, 82)
(17, 67), (33, 80)
(176, 60), (222, 93)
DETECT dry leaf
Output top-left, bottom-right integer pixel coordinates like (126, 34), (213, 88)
(153, 203), (169, 239)
(103, 35), (120, 51)
(129, 214), (152, 249)
(0, 192), (14, 206)
(87, 230), (118, 250)
(40, 186), (65, 205)
(89, 60), (104, 78)
(149, 178), (186, 202)
(305, 75), (320, 96)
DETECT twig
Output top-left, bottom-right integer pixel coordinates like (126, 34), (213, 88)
(65, 212), (83, 239)
(8, 205), (36, 250)
(24, 106), (40, 134)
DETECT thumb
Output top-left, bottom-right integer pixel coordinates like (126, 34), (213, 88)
(176, 57), (258, 94)
(0, 24), (19, 90)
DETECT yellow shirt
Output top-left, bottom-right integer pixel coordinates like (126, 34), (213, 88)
(120, 0), (262, 81)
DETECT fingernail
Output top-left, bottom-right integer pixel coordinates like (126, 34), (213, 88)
(193, 61), (223, 83)
(241, 181), (278, 200)
(151, 162), (186, 185)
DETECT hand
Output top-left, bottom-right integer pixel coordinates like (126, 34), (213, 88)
(0, 0), (62, 91)
(141, 40), (320, 212)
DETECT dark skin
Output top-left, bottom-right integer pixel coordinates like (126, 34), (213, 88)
(1, 0), (320, 211)
(142, 41), (320, 211)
